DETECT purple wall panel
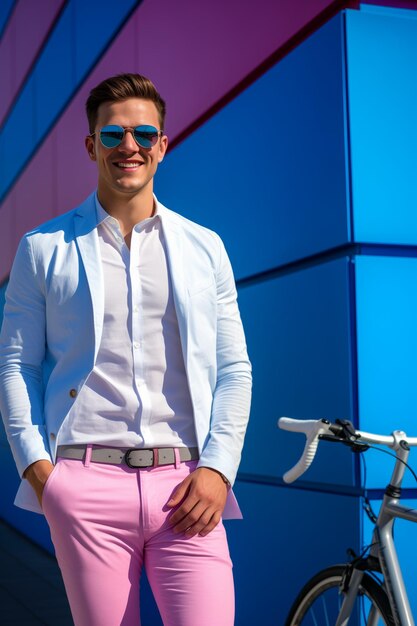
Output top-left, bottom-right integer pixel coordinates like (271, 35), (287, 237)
(55, 95), (98, 215)
(0, 139), (56, 282)
(135, 0), (338, 138)
(0, 0), (64, 126)
(14, 137), (56, 238)
(0, 192), (15, 279)
(0, 0), (340, 280)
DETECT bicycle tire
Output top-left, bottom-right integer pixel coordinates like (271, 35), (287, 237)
(285, 564), (395, 626)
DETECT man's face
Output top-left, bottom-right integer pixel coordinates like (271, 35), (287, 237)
(85, 98), (168, 200)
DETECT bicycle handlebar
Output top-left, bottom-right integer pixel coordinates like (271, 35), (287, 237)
(278, 417), (417, 483)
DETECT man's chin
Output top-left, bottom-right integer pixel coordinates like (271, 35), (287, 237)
(113, 181), (148, 195)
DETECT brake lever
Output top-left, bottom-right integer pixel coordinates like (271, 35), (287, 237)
(319, 433), (369, 453)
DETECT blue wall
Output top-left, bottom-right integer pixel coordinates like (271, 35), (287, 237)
(347, 7), (417, 243)
(356, 255), (417, 480)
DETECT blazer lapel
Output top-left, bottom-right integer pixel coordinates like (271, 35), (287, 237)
(73, 193), (104, 361)
(159, 206), (189, 367)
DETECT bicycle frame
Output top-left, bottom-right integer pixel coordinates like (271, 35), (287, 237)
(372, 440), (416, 626)
(336, 437), (417, 626)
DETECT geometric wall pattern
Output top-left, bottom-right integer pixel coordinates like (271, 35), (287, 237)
(2, 1), (417, 622)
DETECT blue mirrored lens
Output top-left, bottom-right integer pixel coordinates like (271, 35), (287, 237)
(100, 125), (124, 148)
(133, 125), (159, 148)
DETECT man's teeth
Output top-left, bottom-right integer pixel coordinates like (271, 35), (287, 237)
(116, 162), (141, 168)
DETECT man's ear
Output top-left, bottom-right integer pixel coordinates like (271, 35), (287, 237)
(158, 134), (168, 163)
(85, 135), (96, 161)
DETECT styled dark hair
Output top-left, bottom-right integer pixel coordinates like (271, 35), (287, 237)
(85, 73), (166, 133)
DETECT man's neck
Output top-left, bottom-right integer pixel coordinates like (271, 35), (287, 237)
(97, 186), (155, 238)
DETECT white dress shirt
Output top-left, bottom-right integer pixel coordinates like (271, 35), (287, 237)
(59, 196), (198, 449)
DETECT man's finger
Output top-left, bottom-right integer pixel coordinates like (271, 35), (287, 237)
(172, 502), (206, 534)
(168, 491), (200, 525)
(184, 510), (215, 537)
(198, 511), (222, 537)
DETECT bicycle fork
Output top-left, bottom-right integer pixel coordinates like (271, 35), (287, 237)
(335, 567), (369, 626)
(334, 560), (385, 626)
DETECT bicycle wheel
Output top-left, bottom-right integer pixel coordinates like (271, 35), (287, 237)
(285, 565), (394, 626)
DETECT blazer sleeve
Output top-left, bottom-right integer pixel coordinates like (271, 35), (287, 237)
(0, 236), (51, 477)
(197, 235), (252, 485)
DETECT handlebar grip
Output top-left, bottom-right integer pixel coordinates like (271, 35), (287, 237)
(279, 417), (323, 434)
(278, 417), (331, 483)
(282, 435), (320, 483)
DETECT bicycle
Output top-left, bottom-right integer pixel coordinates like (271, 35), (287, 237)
(278, 416), (417, 625)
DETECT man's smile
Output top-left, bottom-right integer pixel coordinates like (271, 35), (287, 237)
(113, 160), (144, 170)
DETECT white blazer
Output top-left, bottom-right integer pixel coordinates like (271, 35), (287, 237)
(0, 193), (252, 515)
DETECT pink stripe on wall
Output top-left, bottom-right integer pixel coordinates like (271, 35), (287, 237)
(0, 0), (344, 281)
(0, 0), (65, 126)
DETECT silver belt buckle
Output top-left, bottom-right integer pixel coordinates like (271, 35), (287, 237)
(124, 448), (153, 468)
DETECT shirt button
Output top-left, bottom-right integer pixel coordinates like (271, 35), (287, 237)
(133, 342), (140, 349)
(69, 388), (77, 398)
(133, 306), (139, 313)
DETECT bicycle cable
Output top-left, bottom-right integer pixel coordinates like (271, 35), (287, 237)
(360, 443), (417, 484)
(359, 442), (417, 553)
(360, 453), (378, 523)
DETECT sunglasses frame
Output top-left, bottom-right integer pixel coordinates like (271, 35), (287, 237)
(89, 125), (163, 149)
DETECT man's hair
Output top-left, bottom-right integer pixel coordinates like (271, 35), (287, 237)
(85, 73), (166, 133)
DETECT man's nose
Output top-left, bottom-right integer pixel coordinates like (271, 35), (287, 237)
(119, 129), (139, 151)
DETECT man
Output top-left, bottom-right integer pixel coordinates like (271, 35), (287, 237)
(0, 73), (251, 626)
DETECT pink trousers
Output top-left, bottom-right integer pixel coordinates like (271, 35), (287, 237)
(42, 453), (234, 626)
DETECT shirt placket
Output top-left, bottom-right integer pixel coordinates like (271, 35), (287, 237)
(130, 227), (153, 443)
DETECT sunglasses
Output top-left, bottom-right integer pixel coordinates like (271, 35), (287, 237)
(90, 125), (163, 149)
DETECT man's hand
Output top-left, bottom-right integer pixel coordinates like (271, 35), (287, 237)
(23, 460), (55, 507)
(167, 467), (228, 537)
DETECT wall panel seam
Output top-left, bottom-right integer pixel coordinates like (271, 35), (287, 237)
(236, 242), (417, 290)
(237, 473), (417, 501)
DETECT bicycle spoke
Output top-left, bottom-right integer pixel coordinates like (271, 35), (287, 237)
(309, 608), (319, 626)
(320, 593), (330, 626)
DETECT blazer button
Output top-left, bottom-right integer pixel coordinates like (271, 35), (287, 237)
(50, 432), (56, 440)
(69, 388), (77, 398)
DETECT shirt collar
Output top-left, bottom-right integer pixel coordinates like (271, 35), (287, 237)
(94, 192), (161, 228)
(95, 193), (111, 226)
